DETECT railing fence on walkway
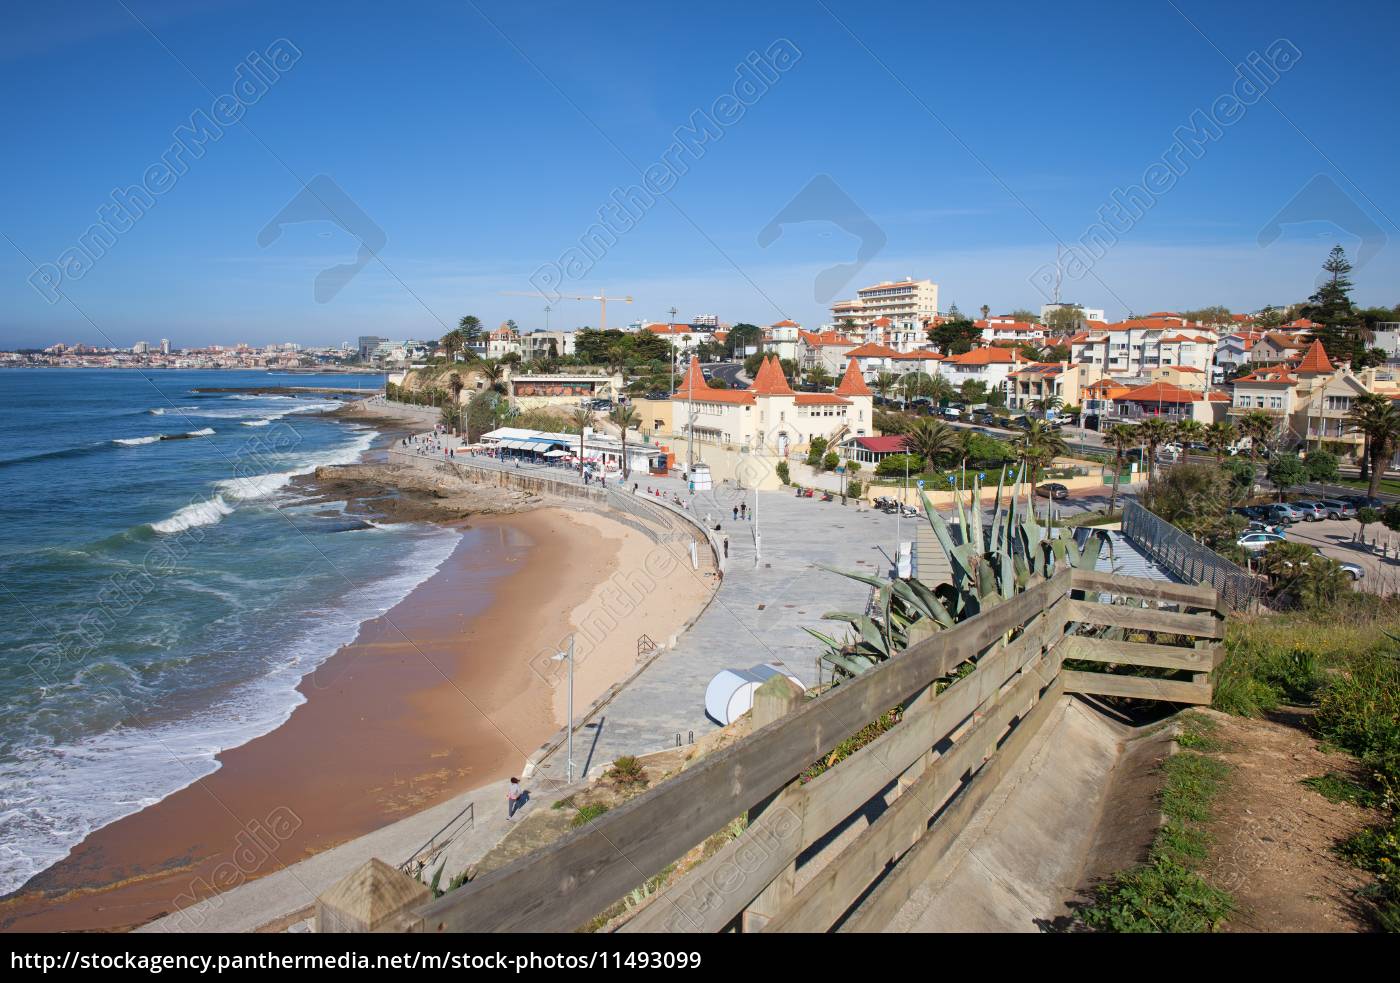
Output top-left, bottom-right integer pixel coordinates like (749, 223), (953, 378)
(1121, 499), (1261, 610)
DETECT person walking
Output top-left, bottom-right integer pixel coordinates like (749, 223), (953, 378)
(723, 535), (729, 559)
(741, 502), (747, 520)
(732, 505), (739, 522)
(507, 777), (522, 820)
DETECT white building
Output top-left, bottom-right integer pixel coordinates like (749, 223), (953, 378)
(829, 277), (938, 329)
(1041, 302), (1106, 324)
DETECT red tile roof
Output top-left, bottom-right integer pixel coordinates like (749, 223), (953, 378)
(835, 357), (873, 397)
(794, 393), (851, 405)
(751, 355), (796, 396)
(945, 347), (1019, 366)
(890, 348), (944, 360)
(851, 435), (910, 454)
(1295, 339), (1334, 375)
(844, 342), (901, 358)
(1115, 381), (1202, 404)
(798, 330), (853, 347)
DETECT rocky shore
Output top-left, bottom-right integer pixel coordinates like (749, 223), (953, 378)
(307, 462), (540, 523)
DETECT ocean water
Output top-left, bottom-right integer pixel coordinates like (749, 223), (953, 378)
(0, 369), (460, 894)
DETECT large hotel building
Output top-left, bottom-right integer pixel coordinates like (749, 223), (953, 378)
(830, 277), (939, 328)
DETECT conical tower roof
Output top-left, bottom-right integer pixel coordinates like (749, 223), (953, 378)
(835, 357), (872, 396)
(675, 356), (711, 396)
(751, 355), (795, 395)
(1295, 339), (1333, 375)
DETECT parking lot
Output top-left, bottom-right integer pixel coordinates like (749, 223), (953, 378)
(1268, 516), (1400, 595)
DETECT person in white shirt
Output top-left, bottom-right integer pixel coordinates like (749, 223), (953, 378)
(507, 777), (522, 820)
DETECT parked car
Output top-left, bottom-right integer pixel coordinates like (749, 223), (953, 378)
(1237, 532), (1287, 553)
(1036, 482), (1069, 500)
(1239, 505), (1270, 521)
(1275, 546), (1365, 581)
(1267, 503), (1306, 523)
(1318, 499), (1357, 520)
(1343, 495), (1386, 510)
(1290, 501), (1326, 521)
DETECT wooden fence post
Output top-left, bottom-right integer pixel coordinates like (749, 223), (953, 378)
(741, 675), (805, 932)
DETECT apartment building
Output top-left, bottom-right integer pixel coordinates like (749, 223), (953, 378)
(1229, 340), (1367, 457)
(828, 277), (938, 329)
(1070, 318), (1220, 376)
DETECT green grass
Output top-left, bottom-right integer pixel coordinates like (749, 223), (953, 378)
(1078, 720), (1234, 932)
(1301, 772), (1380, 809)
(1216, 603), (1400, 931)
(1326, 475), (1400, 497)
(570, 802), (611, 827)
(1212, 601), (1398, 718)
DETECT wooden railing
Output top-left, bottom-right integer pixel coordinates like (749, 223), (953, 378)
(336, 567), (1225, 933)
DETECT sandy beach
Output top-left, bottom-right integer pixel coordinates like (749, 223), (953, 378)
(0, 505), (711, 933)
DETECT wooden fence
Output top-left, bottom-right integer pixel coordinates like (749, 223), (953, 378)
(336, 567), (1225, 933)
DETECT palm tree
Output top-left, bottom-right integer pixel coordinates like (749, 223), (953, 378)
(446, 372), (464, 432)
(927, 375), (957, 405)
(1105, 423), (1140, 511)
(1173, 418), (1205, 451)
(478, 359), (507, 394)
(1014, 419), (1068, 499)
(1030, 395), (1063, 420)
(905, 419), (959, 470)
(1204, 421), (1238, 462)
(609, 404), (639, 479)
(807, 365), (833, 390)
(440, 329), (462, 361)
(1237, 410), (1276, 476)
(873, 372), (899, 401)
(1349, 392), (1389, 481)
(1347, 396), (1400, 498)
(570, 407), (593, 479)
(1134, 417), (1175, 487)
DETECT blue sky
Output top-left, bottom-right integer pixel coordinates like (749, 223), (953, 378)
(2, 0), (1397, 348)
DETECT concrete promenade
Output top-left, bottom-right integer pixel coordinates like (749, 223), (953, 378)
(530, 482), (910, 783)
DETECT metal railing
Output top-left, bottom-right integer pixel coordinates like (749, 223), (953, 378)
(1120, 499), (1261, 610)
(398, 802), (474, 881)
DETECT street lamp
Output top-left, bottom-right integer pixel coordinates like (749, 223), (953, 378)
(551, 635), (576, 784)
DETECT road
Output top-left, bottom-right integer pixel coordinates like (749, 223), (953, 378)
(701, 361), (747, 389)
(1263, 516), (1400, 594)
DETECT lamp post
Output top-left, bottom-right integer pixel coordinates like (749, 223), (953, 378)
(550, 635), (576, 784)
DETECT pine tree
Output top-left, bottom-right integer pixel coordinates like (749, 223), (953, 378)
(1302, 245), (1357, 350)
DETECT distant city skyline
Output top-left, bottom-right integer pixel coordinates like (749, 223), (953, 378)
(3, 1), (1397, 348)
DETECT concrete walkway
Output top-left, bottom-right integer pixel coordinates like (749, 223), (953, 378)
(530, 485), (909, 783)
(137, 778), (565, 933)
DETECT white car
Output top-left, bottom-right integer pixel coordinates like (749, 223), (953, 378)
(1236, 532), (1286, 553)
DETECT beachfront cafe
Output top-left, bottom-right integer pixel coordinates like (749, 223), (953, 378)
(480, 426), (665, 475)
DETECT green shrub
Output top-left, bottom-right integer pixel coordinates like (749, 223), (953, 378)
(1079, 748), (1233, 932)
(822, 451), (840, 472)
(1315, 649), (1400, 808)
(609, 755), (647, 787)
(571, 802), (611, 827)
(847, 478), (863, 498)
(776, 460), (790, 485)
(874, 453), (924, 477)
(1337, 817), (1400, 932)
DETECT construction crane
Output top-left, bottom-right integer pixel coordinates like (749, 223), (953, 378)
(500, 290), (633, 331)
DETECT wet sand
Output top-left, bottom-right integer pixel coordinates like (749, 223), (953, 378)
(1, 506), (706, 933)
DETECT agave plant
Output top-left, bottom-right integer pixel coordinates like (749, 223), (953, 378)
(807, 471), (1110, 681)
